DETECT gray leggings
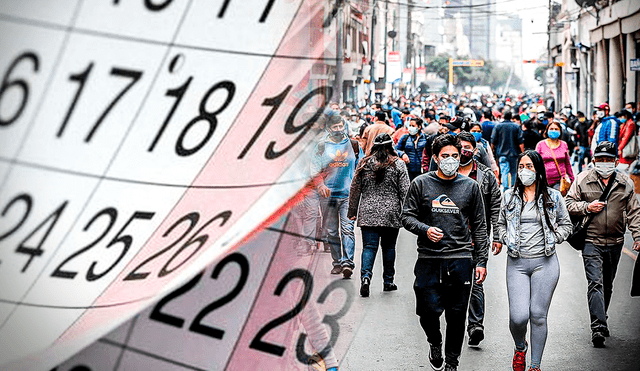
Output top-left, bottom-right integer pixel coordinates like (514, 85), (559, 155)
(506, 254), (559, 368)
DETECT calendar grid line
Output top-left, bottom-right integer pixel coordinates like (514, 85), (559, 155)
(0, 0), (85, 332)
(98, 338), (207, 371)
(221, 213), (292, 371)
(33, 0), (199, 335)
(0, 11), (339, 61)
(0, 155), (311, 189)
(113, 314), (139, 371)
(0, 0), (199, 333)
(0, 295), (153, 310)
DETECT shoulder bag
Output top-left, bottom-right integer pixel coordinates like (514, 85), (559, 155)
(548, 141), (571, 196)
(566, 172), (617, 250)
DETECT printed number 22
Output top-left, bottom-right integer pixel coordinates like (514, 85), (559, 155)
(149, 253), (249, 339)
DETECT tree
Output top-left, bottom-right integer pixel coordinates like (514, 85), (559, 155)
(425, 53), (523, 91)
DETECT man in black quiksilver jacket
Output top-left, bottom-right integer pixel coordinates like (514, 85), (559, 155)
(402, 134), (489, 371)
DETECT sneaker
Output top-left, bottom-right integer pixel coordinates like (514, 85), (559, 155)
(428, 343), (444, 371)
(360, 277), (370, 297)
(383, 283), (398, 291)
(468, 327), (484, 347)
(330, 266), (342, 275)
(444, 364), (457, 371)
(512, 341), (527, 371)
(527, 367), (541, 371)
(602, 328), (610, 337)
(342, 266), (353, 279)
(592, 331), (605, 348)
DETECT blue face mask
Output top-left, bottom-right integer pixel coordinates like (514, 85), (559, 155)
(471, 132), (483, 142)
(548, 130), (560, 139)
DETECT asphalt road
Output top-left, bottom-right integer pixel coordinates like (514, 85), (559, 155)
(338, 228), (640, 371)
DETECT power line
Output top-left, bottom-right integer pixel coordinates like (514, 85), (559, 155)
(372, 0), (520, 10)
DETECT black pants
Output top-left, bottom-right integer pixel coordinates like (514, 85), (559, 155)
(414, 258), (473, 367)
(582, 242), (623, 334)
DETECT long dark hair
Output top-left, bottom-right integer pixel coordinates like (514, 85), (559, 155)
(355, 133), (398, 183)
(508, 150), (554, 228)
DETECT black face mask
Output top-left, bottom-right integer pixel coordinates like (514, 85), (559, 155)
(329, 130), (344, 140)
(460, 148), (474, 166)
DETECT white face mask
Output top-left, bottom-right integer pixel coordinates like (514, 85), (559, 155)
(408, 126), (419, 135)
(438, 156), (460, 176)
(594, 162), (615, 178)
(518, 168), (536, 186)
(596, 111), (605, 118)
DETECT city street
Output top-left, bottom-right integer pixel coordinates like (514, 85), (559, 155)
(339, 228), (640, 371)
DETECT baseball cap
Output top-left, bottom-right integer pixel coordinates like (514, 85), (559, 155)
(593, 141), (617, 158)
(594, 103), (610, 110)
(446, 116), (466, 131)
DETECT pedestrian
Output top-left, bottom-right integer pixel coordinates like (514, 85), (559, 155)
(456, 132), (502, 347)
(496, 150), (572, 371)
(574, 111), (592, 173)
(520, 118), (542, 152)
(565, 141), (640, 347)
(591, 103), (621, 154)
(397, 116), (427, 180)
(491, 110), (523, 190)
(535, 121), (575, 193)
(480, 110), (496, 142)
(402, 134), (489, 371)
(469, 122), (500, 179)
(313, 114), (363, 278)
(362, 111), (395, 155)
(348, 133), (410, 297)
(616, 110), (637, 171)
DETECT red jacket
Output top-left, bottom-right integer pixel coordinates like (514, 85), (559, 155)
(618, 119), (637, 164)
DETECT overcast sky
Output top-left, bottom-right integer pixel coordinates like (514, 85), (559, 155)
(496, 0), (551, 89)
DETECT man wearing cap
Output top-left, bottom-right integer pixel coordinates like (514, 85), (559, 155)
(362, 111), (394, 155)
(565, 141), (640, 348)
(491, 110), (523, 190)
(591, 103), (621, 154)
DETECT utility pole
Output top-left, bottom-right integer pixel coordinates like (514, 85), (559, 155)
(545, 0), (551, 106)
(383, 0), (388, 86)
(334, 0), (344, 104)
(406, 0), (412, 94)
(370, 0), (377, 103)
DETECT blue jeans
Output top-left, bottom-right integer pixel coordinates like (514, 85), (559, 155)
(360, 227), (399, 284)
(414, 258), (473, 367)
(499, 156), (518, 191)
(576, 146), (592, 173)
(582, 242), (623, 334)
(320, 197), (355, 268)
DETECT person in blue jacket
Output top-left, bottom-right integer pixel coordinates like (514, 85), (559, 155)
(313, 114), (363, 278)
(396, 116), (427, 181)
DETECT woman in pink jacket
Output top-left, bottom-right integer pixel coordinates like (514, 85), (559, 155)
(535, 121), (575, 191)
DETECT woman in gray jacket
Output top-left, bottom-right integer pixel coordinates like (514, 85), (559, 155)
(348, 133), (410, 297)
(496, 150), (572, 371)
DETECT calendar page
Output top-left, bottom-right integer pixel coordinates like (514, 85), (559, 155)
(0, 1), (350, 370)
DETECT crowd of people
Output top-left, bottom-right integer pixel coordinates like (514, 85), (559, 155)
(297, 93), (640, 371)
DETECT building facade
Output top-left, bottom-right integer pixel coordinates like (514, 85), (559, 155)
(551, 0), (639, 114)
